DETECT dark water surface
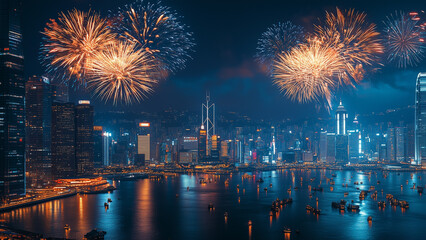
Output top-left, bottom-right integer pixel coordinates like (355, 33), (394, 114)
(2, 170), (426, 240)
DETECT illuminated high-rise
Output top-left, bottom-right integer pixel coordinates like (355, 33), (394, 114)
(25, 76), (52, 185)
(336, 101), (347, 135)
(75, 101), (94, 175)
(0, 0), (26, 198)
(415, 72), (426, 165)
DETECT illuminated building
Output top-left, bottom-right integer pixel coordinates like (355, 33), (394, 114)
(93, 126), (103, 168)
(211, 134), (220, 161)
(51, 102), (76, 178)
(137, 135), (150, 165)
(198, 126), (207, 162)
(326, 133), (336, 163)
(335, 135), (349, 163)
(386, 128), (396, 163)
(319, 131), (327, 163)
(348, 130), (359, 162)
(51, 82), (68, 103)
(75, 101), (94, 175)
(0, 0), (26, 198)
(25, 76), (52, 184)
(102, 132), (111, 166)
(202, 93), (215, 155)
(415, 73), (426, 165)
(395, 127), (405, 162)
(336, 101), (347, 135)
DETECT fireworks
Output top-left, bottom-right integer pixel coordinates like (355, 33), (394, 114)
(256, 21), (304, 68)
(272, 39), (344, 107)
(112, 0), (195, 73)
(315, 8), (384, 87)
(41, 9), (116, 84)
(384, 11), (425, 68)
(86, 42), (158, 105)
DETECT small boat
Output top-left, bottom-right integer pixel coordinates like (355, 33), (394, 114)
(107, 198), (112, 203)
(332, 174), (337, 177)
(257, 178), (264, 183)
(283, 227), (291, 233)
(208, 203), (214, 210)
(347, 204), (360, 211)
(264, 187), (268, 191)
(64, 224), (71, 230)
(418, 186), (424, 194)
(104, 202), (109, 208)
(224, 212), (229, 218)
(248, 220), (253, 226)
(367, 216), (373, 222)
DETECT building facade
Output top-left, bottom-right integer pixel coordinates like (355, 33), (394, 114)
(415, 73), (426, 165)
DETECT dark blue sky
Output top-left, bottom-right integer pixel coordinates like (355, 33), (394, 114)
(22, 0), (425, 119)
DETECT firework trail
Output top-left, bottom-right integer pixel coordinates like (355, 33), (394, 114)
(112, 0), (195, 73)
(272, 38), (344, 108)
(383, 11), (425, 68)
(256, 21), (304, 71)
(40, 9), (116, 85)
(315, 8), (384, 87)
(86, 41), (158, 105)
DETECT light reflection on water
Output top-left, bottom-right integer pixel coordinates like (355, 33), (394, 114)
(1, 170), (426, 239)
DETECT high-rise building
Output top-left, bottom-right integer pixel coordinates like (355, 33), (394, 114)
(395, 127), (405, 163)
(51, 102), (76, 178)
(198, 126), (207, 162)
(211, 134), (220, 161)
(51, 82), (69, 103)
(348, 130), (359, 162)
(25, 76), (52, 185)
(93, 126), (103, 168)
(202, 93), (215, 156)
(415, 72), (426, 165)
(103, 132), (111, 166)
(336, 101), (348, 135)
(0, 0), (26, 198)
(326, 133), (336, 163)
(75, 100), (94, 175)
(319, 131), (327, 163)
(386, 128), (396, 163)
(335, 135), (349, 163)
(137, 135), (150, 165)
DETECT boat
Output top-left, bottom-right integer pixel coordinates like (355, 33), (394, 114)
(312, 187), (323, 192)
(208, 203), (214, 210)
(64, 224), (71, 230)
(283, 227), (291, 233)
(344, 192), (349, 197)
(107, 198), (112, 203)
(418, 186), (424, 194)
(264, 187), (268, 191)
(248, 220), (253, 226)
(104, 202), (109, 208)
(367, 216), (373, 222)
(257, 178), (264, 183)
(347, 204), (360, 211)
(224, 212), (229, 218)
(378, 201), (386, 208)
(332, 174), (337, 177)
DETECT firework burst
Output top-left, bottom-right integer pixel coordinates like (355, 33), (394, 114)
(272, 38), (344, 107)
(384, 11), (425, 68)
(40, 9), (116, 84)
(315, 8), (384, 87)
(255, 21), (304, 69)
(86, 42), (158, 105)
(112, 0), (195, 73)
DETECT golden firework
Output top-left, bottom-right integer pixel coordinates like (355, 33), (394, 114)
(87, 41), (158, 105)
(315, 8), (384, 86)
(273, 38), (344, 107)
(41, 9), (116, 83)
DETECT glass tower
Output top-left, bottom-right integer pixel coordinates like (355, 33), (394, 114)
(0, 0), (25, 198)
(415, 73), (426, 165)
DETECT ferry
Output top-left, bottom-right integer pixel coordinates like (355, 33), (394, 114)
(64, 224), (71, 230)
(283, 227), (291, 234)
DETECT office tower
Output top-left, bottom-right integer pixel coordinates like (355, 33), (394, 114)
(202, 93), (215, 156)
(379, 143), (387, 162)
(336, 101), (348, 135)
(386, 128), (396, 163)
(93, 126), (103, 168)
(75, 100), (94, 175)
(211, 135), (220, 161)
(335, 135), (349, 163)
(395, 127), (405, 162)
(326, 133), (336, 163)
(137, 135), (150, 165)
(103, 132), (111, 166)
(0, 0), (25, 198)
(198, 126), (207, 162)
(348, 130), (359, 162)
(415, 72), (426, 165)
(319, 131), (327, 163)
(51, 82), (69, 103)
(51, 102), (76, 178)
(25, 76), (52, 185)
(220, 140), (229, 159)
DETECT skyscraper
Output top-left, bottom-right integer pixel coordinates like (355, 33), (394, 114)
(0, 0), (26, 198)
(93, 126), (103, 168)
(198, 126), (207, 162)
(25, 76), (52, 185)
(335, 135), (349, 163)
(326, 133), (336, 163)
(51, 102), (76, 178)
(395, 127), (405, 163)
(386, 128), (396, 163)
(415, 72), (426, 165)
(75, 100), (94, 175)
(336, 101), (347, 135)
(319, 131), (327, 163)
(137, 135), (150, 165)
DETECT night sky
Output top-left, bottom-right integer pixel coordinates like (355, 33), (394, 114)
(21, 0), (425, 119)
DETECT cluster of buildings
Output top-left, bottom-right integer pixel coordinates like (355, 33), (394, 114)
(1, 0), (426, 203)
